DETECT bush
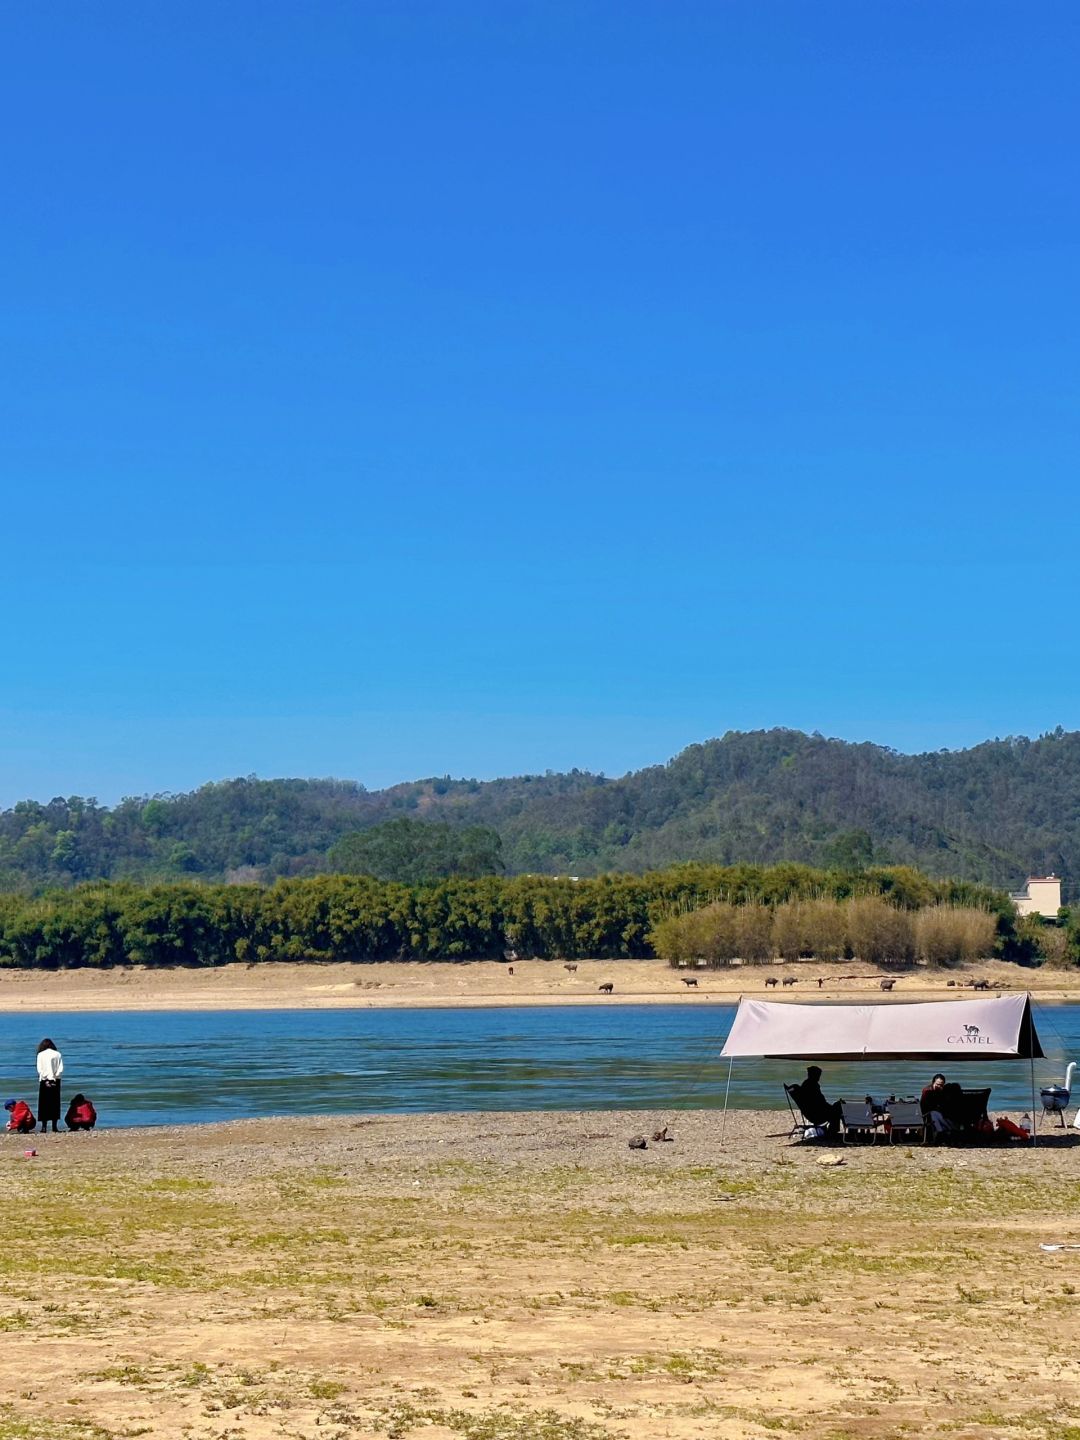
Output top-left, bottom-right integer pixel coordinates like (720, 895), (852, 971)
(845, 897), (916, 966)
(1037, 925), (1071, 967)
(653, 902), (743, 967)
(772, 901), (807, 962)
(695, 903), (740, 965)
(801, 898), (848, 961)
(733, 903), (774, 964)
(1015, 918), (1074, 969)
(914, 905), (997, 967)
(772, 898), (848, 961)
(652, 895), (1003, 969)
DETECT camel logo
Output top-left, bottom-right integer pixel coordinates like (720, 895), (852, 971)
(948, 1023), (992, 1045)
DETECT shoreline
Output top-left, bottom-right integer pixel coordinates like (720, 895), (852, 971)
(0, 956), (1077, 1012)
(3, 1102), (1075, 1154)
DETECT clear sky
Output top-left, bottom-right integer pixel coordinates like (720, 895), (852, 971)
(3, 3), (1079, 806)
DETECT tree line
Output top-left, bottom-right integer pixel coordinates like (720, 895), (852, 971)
(3, 728), (1080, 893)
(0, 862), (1056, 971)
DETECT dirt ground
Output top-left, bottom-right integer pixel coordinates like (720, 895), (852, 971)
(1, 1109), (1078, 1440)
(0, 955), (1074, 1013)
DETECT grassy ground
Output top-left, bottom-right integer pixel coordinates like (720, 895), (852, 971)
(1, 1112), (1078, 1440)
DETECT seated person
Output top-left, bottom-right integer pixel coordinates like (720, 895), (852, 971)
(4, 1098), (36, 1134)
(920, 1073), (963, 1138)
(65, 1094), (97, 1131)
(794, 1065), (843, 1136)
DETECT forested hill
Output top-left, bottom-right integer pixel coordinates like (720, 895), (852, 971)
(2, 728), (1079, 896)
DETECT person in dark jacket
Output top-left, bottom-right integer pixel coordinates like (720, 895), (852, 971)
(4, 1098), (36, 1134)
(65, 1094), (97, 1131)
(794, 1065), (843, 1136)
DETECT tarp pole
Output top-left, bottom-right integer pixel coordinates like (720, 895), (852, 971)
(720, 1055), (734, 1149)
(1030, 1049), (1038, 1148)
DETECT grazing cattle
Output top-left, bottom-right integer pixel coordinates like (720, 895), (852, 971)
(880, 978), (895, 992)
(682, 978), (698, 988)
(598, 982), (614, 994)
(946, 979), (957, 987)
(764, 977), (779, 989)
(564, 963), (578, 973)
(507, 966), (514, 975)
(782, 977), (797, 988)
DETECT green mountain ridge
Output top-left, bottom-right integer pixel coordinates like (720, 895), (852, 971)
(2, 727), (1076, 896)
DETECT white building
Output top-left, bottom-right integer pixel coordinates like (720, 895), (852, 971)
(1009, 874), (1062, 918)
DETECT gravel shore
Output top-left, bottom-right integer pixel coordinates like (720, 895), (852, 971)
(11, 1104), (1075, 1189)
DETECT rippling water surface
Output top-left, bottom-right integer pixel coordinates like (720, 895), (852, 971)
(1, 1002), (1076, 1129)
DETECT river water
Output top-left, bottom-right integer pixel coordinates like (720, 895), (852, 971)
(1, 1002), (1077, 1129)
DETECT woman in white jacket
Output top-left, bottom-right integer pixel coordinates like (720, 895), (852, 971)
(36, 1038), (63, 1134)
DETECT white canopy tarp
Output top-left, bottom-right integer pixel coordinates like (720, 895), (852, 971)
(719, 993), (1043, 1062)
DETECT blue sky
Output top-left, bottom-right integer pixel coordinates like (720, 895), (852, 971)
(3, 3), (1079, 805)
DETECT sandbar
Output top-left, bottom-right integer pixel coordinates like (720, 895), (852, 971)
(0, 955), (1075, 1012)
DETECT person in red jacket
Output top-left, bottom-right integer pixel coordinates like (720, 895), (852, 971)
(64, 1094), (97, 1131)
(920, 1073), (963, 1140)
(4, 1098), (36, 1134)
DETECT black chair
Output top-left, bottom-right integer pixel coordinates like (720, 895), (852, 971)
(958, 1088), (992, 1135)
(784, 1083), (811, 1139)
(925, 1087), (992, 1143)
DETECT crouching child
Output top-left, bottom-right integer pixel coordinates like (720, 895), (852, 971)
(4, 1099), (36, 1134)
(65, 1095), (97, 1131)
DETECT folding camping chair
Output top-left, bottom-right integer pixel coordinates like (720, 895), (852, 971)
(784, 1083), (811, 1139)
(840, 1100), (886, 1144)
(886, 1099), (926, 1144)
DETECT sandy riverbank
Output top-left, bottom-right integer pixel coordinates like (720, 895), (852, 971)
(0, 954), (1076, 1012)
(1, 1108), (1077, 1440)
